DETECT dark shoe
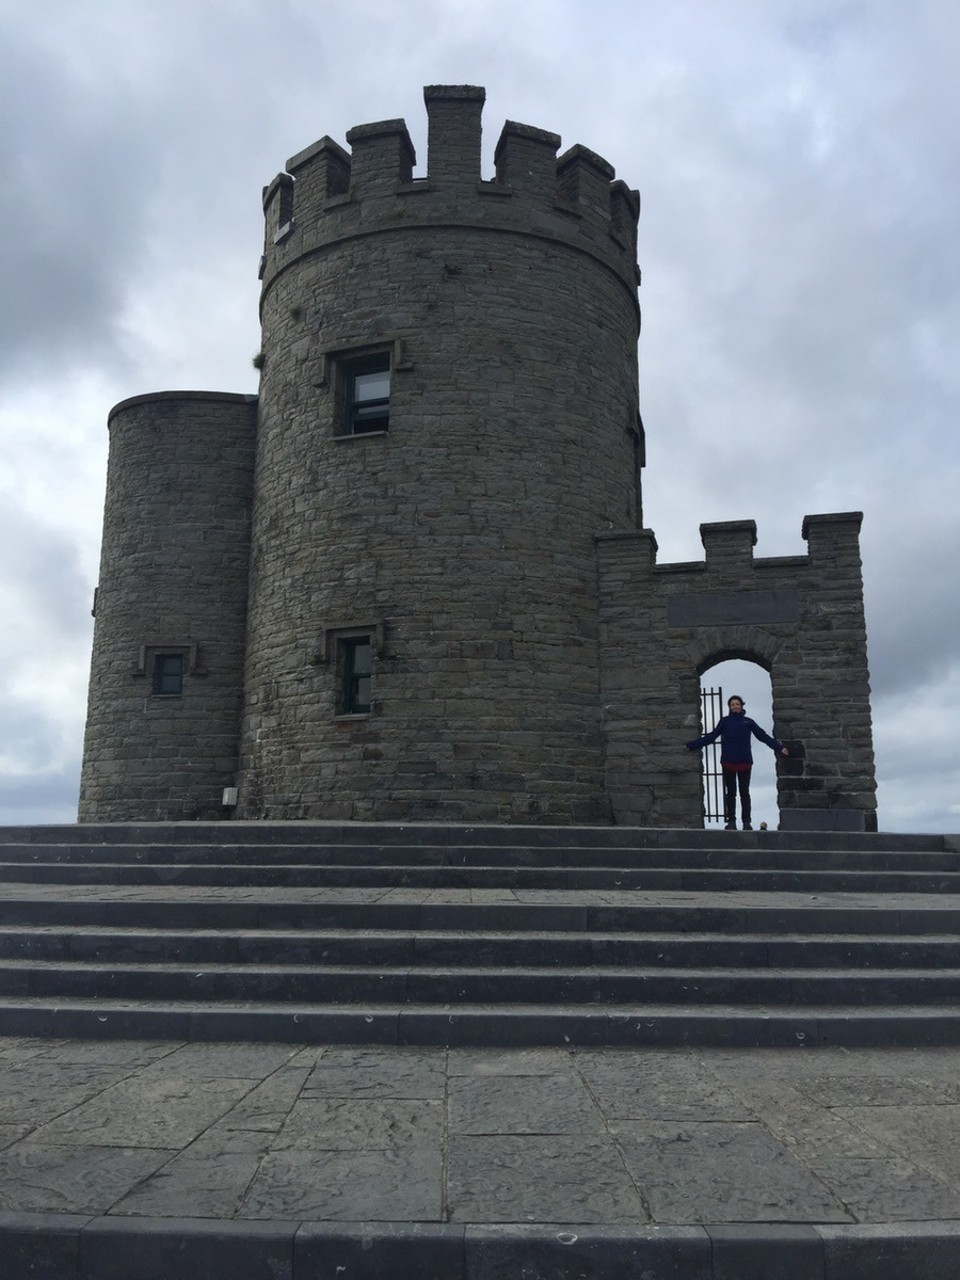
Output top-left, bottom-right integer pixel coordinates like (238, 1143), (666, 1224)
(742, 823), (753, 831)
(724, 822), (736, 830)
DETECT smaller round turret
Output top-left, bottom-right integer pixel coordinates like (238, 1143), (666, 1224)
(79, 392), (256, 821)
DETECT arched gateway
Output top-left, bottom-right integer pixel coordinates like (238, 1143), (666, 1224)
(598, 515), (877, 830)
(78, 87), (877, 831)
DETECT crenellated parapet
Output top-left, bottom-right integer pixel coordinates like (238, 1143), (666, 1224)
(598, 512), (865, 582)
(258, 84), (641, 307)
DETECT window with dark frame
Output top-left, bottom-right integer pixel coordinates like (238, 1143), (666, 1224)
(340, 636), (372, 714)
(342, 353), (390, 435)
(153, 652), (184, 696)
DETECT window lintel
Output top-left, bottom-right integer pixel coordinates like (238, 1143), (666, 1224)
(132, 641), (207, 679)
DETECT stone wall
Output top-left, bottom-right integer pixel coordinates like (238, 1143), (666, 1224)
(596, 514), (878, 831)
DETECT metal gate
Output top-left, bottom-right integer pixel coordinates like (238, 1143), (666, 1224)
(700, 686), (724, 823)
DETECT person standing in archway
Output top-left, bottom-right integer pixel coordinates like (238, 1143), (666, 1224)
(685, 695), (788, 830)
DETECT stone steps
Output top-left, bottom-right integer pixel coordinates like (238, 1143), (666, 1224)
(3, 894), (959, 933)
(0, 997), (958, 1048)
(0, 822), (947, 849)
(2, 860), (959, 892)
(3, 925), (960, 966)
(1, 959), (960, 1005)
(0, 821), (957, 1046)
(0, 840), (956, 869)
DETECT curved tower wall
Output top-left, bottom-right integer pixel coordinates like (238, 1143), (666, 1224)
(79, 392), (257, 821)
(238, 86), (642, 822)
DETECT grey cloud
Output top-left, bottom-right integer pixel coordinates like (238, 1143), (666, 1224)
(863, 512), (960, 699)
(0, 497), (94, 647)
(0, 28), (158, 383)
(0, 766), (80, 827)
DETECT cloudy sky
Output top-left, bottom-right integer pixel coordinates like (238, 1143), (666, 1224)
(1, 0), (957, 832)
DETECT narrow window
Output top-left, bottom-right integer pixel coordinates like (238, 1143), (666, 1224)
(341, 637), (372, 714)
(343, 354), (390, 435)
(153, 653), (184, 696)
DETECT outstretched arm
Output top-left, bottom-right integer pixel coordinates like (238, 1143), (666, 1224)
(749, 720), (787, 755)
(686, 722), (722, 752)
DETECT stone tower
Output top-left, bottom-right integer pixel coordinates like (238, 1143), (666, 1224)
(238, 85), (641, 823)
(79, 392), (256, 820)
(78, 85), (878, 831)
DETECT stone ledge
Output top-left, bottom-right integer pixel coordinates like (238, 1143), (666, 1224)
(3, 1215), (960, 1280)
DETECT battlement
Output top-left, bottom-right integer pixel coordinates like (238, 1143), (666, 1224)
(596, 511), (865, 581)
(425, 84), (485, 183)
(260, 85), (640, 295)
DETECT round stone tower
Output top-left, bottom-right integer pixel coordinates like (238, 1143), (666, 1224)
(79, 392), (256, 821)
(237, 85), (642, 822)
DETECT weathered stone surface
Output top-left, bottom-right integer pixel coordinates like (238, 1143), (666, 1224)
(814, 1156), (960, 1221)
(21, 1039), (173, 1068)
(447, 1134), (645, 1223)
(272, 1097), (443, 1151)
(0, 1063), (128, 1127)
(612, 1120), (850, 1223)
(302, 1046), (447, 1098)
(116, 1160), (265, 1220)
(448, 1073), (603, 1135)
(1, 1039), (960, 1239)
(576, 1049), (754, 1121)
(0, 1123), (31, 1150)
(714, 1081), (890, 1162)
(835, 1103), (960, 1183)
(137, 1042), (302, 1080)
(0, 1142), (173, 1213)
(30, 1075), (253, 1148)
(449, 1048), (576, 1077)
(214, 1066), (312, 1133)
(795, 1074), (957, 1107)
(241, 1147), (441, 1220)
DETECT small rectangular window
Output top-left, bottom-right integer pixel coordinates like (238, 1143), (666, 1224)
(153, 653), (184, 696)
(343, 353), (390, 435)
(341, 636), (372, 714)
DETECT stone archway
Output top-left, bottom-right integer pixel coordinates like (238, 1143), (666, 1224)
(679, 629), (790, 830)
(695, 649), (782, 829)
(597, 515), (878, 831)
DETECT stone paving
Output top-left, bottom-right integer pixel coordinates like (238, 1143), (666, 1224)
(3, 1036), (960, 1228)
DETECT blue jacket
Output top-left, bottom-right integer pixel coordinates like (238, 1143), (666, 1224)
(686, 710), (783, 767)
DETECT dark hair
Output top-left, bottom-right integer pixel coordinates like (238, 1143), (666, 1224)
(727, 695), (745, 708)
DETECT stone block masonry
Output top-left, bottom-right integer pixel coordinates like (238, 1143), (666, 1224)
(78, 86), (877, 830)
(79, 393), (257, 821)
(240, 84), (640, 824)
(597, 514), (877, 830)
